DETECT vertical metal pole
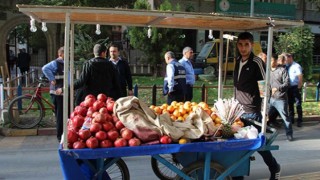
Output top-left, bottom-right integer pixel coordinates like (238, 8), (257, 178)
(316, 82), (320, 101)
(70, 23), (75, 112)
(63, 12), (71, 149)
(134, 84), (138, 97)
(223, 39), (230, 85)
(250, 0), (254, 17)
(201, 84), (206, 102)
(302, 82), (307, 102)
(0, 84), (3, 109)
(152, 84), (157, 106)
(218, 31), (224, 99)
(261, 19), (274, 135)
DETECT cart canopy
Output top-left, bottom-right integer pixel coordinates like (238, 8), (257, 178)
(17, 5), (303, 31)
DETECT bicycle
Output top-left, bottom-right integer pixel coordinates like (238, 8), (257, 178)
(8, 77), (55, 129)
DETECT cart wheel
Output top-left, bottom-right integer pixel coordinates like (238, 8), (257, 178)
(174, 160), (232, 180)
(151, 154), (183, 180)
(104, 158), (130, 180)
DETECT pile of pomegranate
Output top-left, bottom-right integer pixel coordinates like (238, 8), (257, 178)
(67, 94), (142, 149)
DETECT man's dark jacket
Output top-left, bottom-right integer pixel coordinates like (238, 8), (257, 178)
(109, 58), (133, 97)
(74, 57), (121, 101)
(233, 53), (266, 113)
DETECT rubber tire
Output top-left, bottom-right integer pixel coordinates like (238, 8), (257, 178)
(174, 160), (232, 180)
(151, 154), (183, 180)
(104, 158), (130, 180)
(8, 96), (44, 129)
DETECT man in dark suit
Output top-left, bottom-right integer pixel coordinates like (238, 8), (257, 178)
(108, 43), (133, 97)
(17, 48), (31, 75)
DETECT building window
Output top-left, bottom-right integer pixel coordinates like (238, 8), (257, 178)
(306, 2), (318, 11)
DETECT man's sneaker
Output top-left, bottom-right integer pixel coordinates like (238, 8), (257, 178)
(287, 135), (293, 141)
(270, 164), (281, 180)
(297, 122), (302, 127)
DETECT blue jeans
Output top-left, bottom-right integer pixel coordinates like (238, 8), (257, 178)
(240, 112), (279, 174)
(268, 98), (293, 136)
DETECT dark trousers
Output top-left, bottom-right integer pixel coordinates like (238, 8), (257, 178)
(167, 91), (185, 104)
(287, 86), (303, 124)
(240, 112), (279, 173)
(51, 94), (63, 141)
(185, 84), (193, 101)
(120, 86), (127, 98)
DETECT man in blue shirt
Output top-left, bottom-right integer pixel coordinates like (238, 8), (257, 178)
(179, 47), (195, 102)
(163, 51), (186, 104)
(285, 53), (303, 127)
(42, 47), (64, 142)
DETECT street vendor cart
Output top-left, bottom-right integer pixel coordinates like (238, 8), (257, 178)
(17, 4), (303, 180)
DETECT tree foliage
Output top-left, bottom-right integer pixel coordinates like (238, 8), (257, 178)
(74, 31), (109, 61)
(274, 26), (314, 80)
(128, 0), (184, 76)
(308, 0), (320, 10)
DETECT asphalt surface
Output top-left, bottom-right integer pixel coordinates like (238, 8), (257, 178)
(0, 119), (319, 180)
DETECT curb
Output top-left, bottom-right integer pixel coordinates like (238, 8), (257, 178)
(0, 127), (56, 136)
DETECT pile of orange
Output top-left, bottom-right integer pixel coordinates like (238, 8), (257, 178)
(149, 101), (214, 122)
(211, 113), (245, 128)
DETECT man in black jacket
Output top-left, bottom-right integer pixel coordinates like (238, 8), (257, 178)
(234, 32), (281, 180)
(74, 44), (121, 102)
(108, 43), (133, 98)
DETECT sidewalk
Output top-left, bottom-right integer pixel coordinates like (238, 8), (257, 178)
(281, 171), (320, 180)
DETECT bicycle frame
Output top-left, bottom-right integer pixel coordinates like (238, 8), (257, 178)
(18, 82), (54, 114)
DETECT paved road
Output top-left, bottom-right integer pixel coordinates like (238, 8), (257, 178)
(0, 120), (319, 180)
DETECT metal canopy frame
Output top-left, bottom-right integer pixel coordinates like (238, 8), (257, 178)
(17, 5), (303, 31)
(16, 4), (303, 149)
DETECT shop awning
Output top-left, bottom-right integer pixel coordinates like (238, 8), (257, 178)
(17, 5), (303, 31)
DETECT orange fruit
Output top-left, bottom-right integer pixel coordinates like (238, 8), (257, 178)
(167, 105), (175, 113)
(149, 105), (155, 110)
(170, 115), (177, 121)
(203, 108), (212, 115)
(179, 138), (188, 144)
(177, 116), (184, 121)
(154, 106), (162, 114)
(172, 109), (180, 118)
(171, 101), (178, 106)
(162, 109), (168, 114)
(215, 117), (222, 124)
(161, 103), (168, 110)
(198, 102), (209, 109)
(192, 105), (198, 112)
(211, 114), (217, 120)
(179, 108), (187, 116)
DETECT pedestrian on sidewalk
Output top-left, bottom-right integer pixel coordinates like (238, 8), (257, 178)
(285, 53), (303, 127)
(42, 47), (65, 142)
(179, 47), (195, 102)
(268, 54), (293, 141)
(163, 51), (186, 104)
(108, 43), (133, 98)
(234, 32), (281, 180)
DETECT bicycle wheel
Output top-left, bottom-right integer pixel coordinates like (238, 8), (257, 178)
(174, 160), (232, 180)
(8, 95), (44, 129)
(103, 158), (130, 180)
(151, 154), (183, 180)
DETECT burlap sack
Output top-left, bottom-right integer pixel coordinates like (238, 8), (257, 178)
(114, 96), (217, 142)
